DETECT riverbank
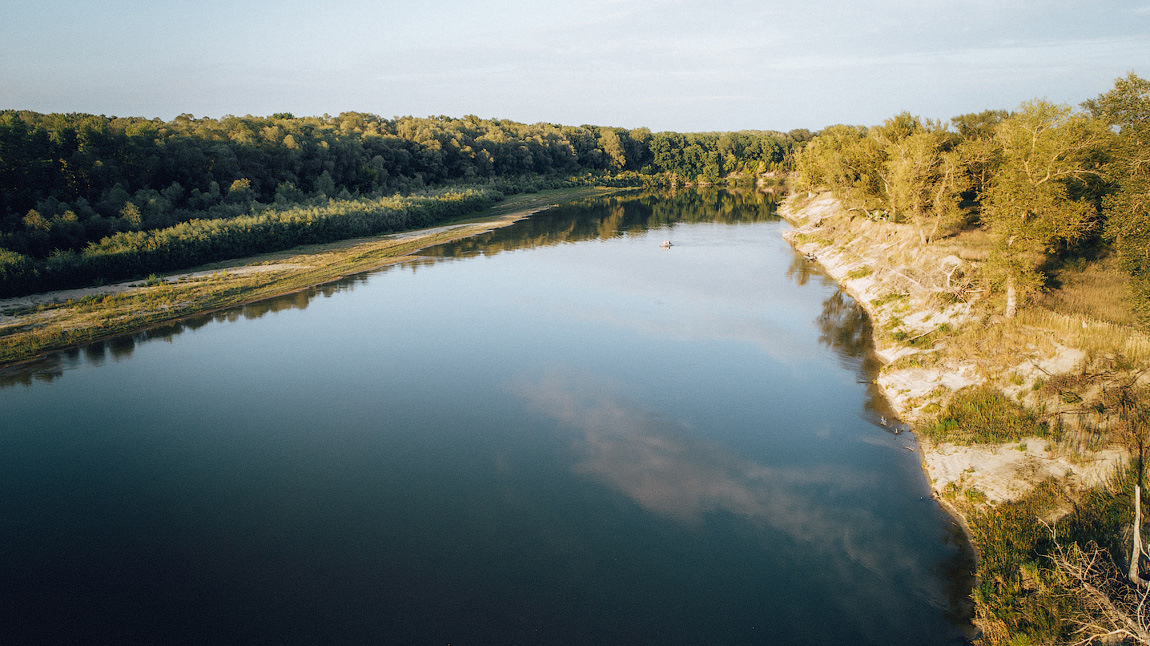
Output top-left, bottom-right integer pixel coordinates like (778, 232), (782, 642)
(778, 189), (1150, 642)
(0, 187), (617, 368)
(778, 191), (1129, 504)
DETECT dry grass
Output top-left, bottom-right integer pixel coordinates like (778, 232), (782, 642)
(937, 227), (994, 262)
(1040, 253), (1139, 327)
(1018, 309), (1150, 365)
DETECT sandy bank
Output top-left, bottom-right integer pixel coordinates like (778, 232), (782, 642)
(0, 224), (485, 322)
(777, 191), (1126, 505)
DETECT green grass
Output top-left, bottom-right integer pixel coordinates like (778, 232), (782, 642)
(923, 386), (1047, 444)
(954, 479), (1075, 645)
(955, 466), (1141, 646)
(870, 292), (909, 308)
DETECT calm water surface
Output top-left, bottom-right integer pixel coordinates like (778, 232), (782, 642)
(1, 190), (972, 645)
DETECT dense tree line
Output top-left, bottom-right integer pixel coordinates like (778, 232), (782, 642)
(0, 187), (501, 297)
(794, 73), (1150, 320)
(0, 109), (807, 295)
(0, 110), (805, 259)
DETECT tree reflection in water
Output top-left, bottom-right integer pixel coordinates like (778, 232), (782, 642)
(814, 288), (906, 432)
(784, 252), (820, 287)
(0, 271), (384, 389)
(1, 189), (779, 389)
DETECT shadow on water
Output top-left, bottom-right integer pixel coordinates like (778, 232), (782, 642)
(795, 251), (977, 636)
(1, 188), (779, 390)
(0, 272), (380, 388)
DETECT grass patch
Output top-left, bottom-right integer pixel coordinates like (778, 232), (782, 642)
(1019, 308), (1150, 365)
(963, 479), (1075, 645)
(923, 385), (1046, 444)
(870, 292), (909, 309)
(846, 265), (874, 280)
(1042, 253), (1139, 327)
(962, 468), (1140, 646)
(792, 232), (831, 247)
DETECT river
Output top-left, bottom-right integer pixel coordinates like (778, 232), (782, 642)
(0, 189), (971, 645)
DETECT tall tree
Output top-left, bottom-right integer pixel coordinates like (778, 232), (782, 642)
(981, 100), (1107, 317)
(878, 117), (969, 244)
(1087, 73), (1150, 320)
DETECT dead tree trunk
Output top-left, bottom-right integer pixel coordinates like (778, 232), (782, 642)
(1133, 485), (1150, 588)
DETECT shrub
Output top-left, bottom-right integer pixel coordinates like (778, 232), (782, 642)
(924, 385), (1046, 444)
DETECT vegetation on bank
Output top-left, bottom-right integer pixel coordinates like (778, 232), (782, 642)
(0, 188), (613, 367)
(793, 73), (1150, 645)
(924, 386), (1047, 445)
(796, 72), (1150, 323)
(0, 186), (502, 296)
(0, 187), (785, 369)
(0, 109), (807, 295)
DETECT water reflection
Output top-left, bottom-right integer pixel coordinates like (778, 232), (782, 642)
(784, 252), (823, 287)
(0, 186), (976, 644)
(817, 290), (872, 366)
(793, 260), (904, 432)
(424, 188), (781, 261)
(514, 368), (966, 637)
(0, 189), (777, 389)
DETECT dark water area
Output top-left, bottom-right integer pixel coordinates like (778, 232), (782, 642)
(0, 189), (973, 645)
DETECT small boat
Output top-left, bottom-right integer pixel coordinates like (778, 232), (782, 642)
(803, 253), (817, 262)
(660, 240), (673, 248)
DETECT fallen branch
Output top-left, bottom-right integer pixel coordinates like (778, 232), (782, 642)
(1044, 521), (1150, 644)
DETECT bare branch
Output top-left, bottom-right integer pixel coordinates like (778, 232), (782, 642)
(1045, 520), (1150, 644)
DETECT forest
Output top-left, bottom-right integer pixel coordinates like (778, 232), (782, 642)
(794, 72), (1150, 324)
(0, 110), (806, 296)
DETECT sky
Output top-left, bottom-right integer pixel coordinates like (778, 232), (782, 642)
(2, 0), (1148, 132)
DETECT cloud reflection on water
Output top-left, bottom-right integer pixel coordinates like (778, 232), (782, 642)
(510, 366), (974, 641)
(516, 370), (909, 568)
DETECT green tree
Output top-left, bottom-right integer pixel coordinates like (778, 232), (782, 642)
(982, 100), (1107, 317)
(22, 209), (51, 232)
(226, 177), (254, 203)
(1087, 73), (1150, 320)
(951, 109), (1009, 141)
(598, 129), (627, 170)
(313, 170), (336, 198)
(795, 124), (885, 207)
(120, 201), (144, 230)
(885, 128), (967, 244)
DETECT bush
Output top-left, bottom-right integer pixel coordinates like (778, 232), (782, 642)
(924, 385), (1046, 444)
(968, 479), (1076, 645)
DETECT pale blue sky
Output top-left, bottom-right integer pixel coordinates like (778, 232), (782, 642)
(2, 0), (1147, 132)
